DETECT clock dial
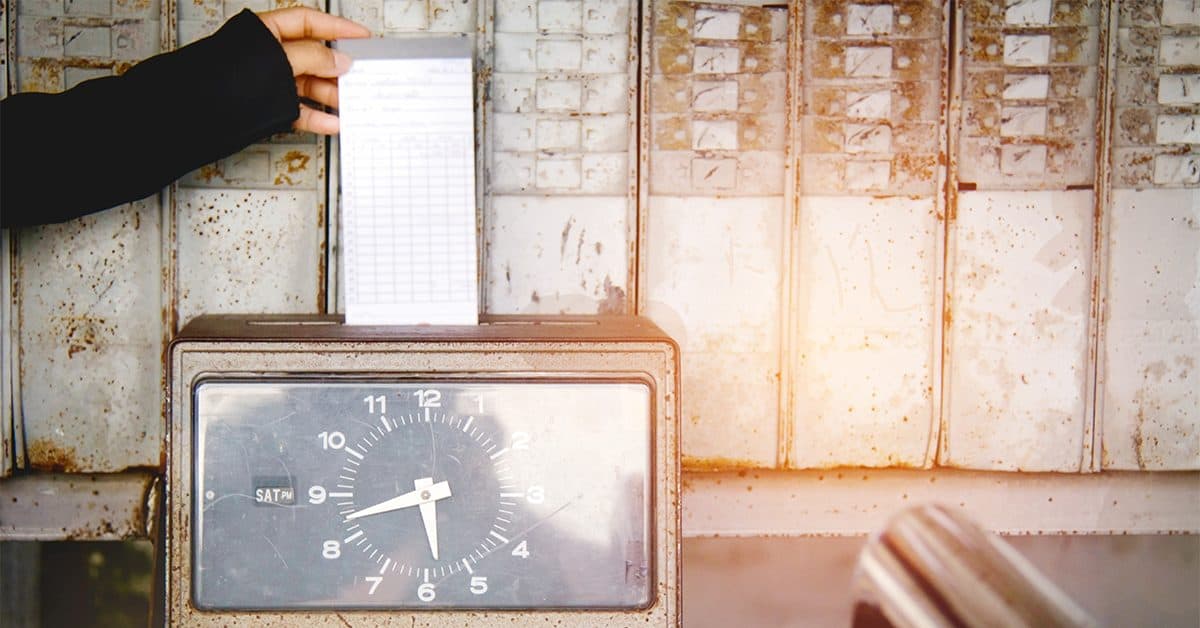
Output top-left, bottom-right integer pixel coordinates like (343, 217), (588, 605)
(193, 379), (652, 610)
(337, 410), (507, 582)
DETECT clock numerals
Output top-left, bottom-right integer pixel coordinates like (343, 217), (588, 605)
(365, 576), (383, 595)
(318, 430), (346, 450)
(470, 576), (488, 594)
(414, 389), (442, 407)
(363, 394), (387, 413)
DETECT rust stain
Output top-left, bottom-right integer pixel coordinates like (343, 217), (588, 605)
(196, 163), (223, 183)
(655, 2), (693, 38)
(57, 314), (111, 358)
(967, 29), (1003, 64)
(597, 275), (626, 315)
(895, 0), (939, 36)
(1117, 108), (1154, 146)
(680, 455), (771, 472)
(743, 42), (784, 74)
(809, 86), (842, 117)
(1049, 27), (1090, 65)
(656, 40), (692, 74)
(23, 59), (64, 93)
(28, 439), (81, 473)
(653, 115), (691, 150)
(651, 76), (690, 114)
(738, 75), (777, 114)
(113, 0), (151, 11)
(892, 40), (936, 81)
(810, 0), (843, 39)
(739, 7), (773, 43)
(273, 150), (310, 185)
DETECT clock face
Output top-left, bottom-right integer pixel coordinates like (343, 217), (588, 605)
(193, 379), (653, 610)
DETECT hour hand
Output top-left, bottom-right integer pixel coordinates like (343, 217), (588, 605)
(344, 479), (451, 521)
(415, 478), (440, 559)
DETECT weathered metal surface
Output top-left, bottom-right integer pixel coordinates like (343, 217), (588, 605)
(17, 201), (166, 473)
(646, 1), (788, 197)
(785, 1), (947, 470)
(643, 197), (781, 469)
(0, 471), (159, 540)
(482, 0), (639, 314)
(1112, 0), (1200, 188)
(14, 0), (160, 92)
(485, 196), (629, 313)
(641, 1), (788, 470)
(957, 0), (1101, 189)
(1100, 189), (1199, 470)
(173, 189), (324, 327)
(788, 197), (939, 469)
(7, 0), (166, 475)
(941, 191), (1094, 471)
(682, 469), (1200, 537)
(176, 0), (327, 332)
(1100, 1), (1199, 472)
(800, 0), (945, 196)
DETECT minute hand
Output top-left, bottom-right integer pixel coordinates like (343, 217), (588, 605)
(344, 480), (452, 521)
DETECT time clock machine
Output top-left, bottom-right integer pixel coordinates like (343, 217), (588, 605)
(166, 314), (680, 626)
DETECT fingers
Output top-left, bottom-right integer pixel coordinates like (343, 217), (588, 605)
(283, 40), (352, 78)
(295, 103), (340, 135)
(258, 7), (370, 42)
(297, 75), (339, 109)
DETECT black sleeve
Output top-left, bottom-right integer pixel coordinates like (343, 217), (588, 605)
(0, 9), (299, 228)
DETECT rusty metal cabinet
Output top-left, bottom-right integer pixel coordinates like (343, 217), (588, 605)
(2, 1), (1197, 533)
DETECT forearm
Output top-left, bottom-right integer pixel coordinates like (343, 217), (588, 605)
(0, 10), (299, 228)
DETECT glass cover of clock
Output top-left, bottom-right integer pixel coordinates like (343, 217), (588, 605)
(192, 379), (653, 610)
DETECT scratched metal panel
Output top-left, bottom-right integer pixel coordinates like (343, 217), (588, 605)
(801, 0), (945, 196)
(957, 0), (1101, 190)
(485, 196), (628, 313)
(9, 0), (167, 473)
(941, 191), (1094, 472)
(174, 189), (323, 326)
(1099, 0), (1200, 471)
(482, 0), (638, 314)
(641, 1), (789, 468)
(788, 197), (939, 469)
(175, 0), (327, 331)
(1100, 189), (1200, 470)
(1112, 0), (1200, 188)
(646, 1), (788, 197)
(14, 0), (160, 93)
(642, 197), (780, 469)
(16, 201), (165, 472)
(786, 1), (946, 469)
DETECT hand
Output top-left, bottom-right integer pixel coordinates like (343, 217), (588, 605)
(344, 478), (452, 521)
(256, 7), (371, 135)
